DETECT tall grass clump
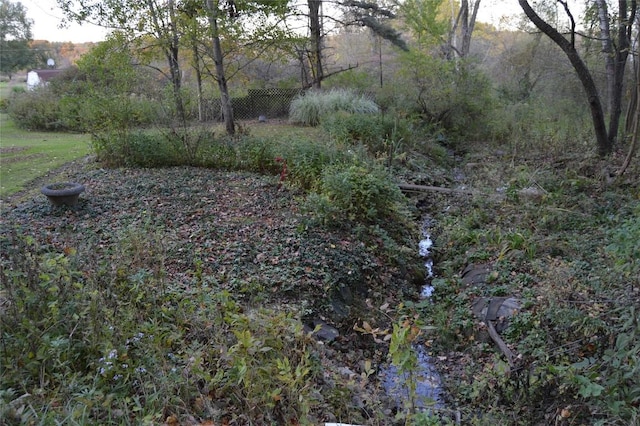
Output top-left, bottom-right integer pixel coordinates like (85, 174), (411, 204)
(276, 136), (349, 190)
(322, 112), (414, 156)
(289, 89), (379, 126)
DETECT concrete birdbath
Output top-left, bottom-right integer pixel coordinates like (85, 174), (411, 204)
(41, 182), (85, 206)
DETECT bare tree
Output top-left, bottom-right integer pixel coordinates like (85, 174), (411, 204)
(301, 0), (407, 89)
(518, 0), (637, 156)
(457, 0), (482, 58)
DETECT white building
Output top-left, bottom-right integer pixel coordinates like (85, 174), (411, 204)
(26, 69), (64, 91)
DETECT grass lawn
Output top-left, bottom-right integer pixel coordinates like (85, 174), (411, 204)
(0, 113), (91, 197)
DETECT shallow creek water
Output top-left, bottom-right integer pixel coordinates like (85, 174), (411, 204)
(378, 217), (445, 410)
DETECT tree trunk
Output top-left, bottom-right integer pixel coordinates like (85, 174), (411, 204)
(167, 42), (186, 124)
(518, 0), (612, 155)
(308, 0), (323, 89)
(607, 0), (635, 146)
(191, 41), (204, 122)
(460, 0), (481, 57)
(147, 0), (186, 124)
(207, 0), (235, 135)
(595, 0), (614, 114)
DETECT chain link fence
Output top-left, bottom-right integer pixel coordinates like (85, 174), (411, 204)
(201, 88), (304, 122)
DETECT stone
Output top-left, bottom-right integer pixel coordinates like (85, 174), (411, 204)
(304, 318), (340, 342)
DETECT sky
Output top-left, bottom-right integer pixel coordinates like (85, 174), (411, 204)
(22, 0), (109, 43)
(21, 0), (523, 44)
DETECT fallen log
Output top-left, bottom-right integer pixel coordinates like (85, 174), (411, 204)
(397, 183), (477, 195)
(487, 319), (516, 369)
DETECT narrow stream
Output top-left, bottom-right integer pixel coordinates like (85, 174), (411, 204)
(380, 344), (444, 410)
(379, 217), (445, 411)
(419, 217), (436, 298)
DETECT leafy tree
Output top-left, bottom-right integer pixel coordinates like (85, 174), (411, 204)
(55, 34), (158, 133)
(57, 0), (291, 135)
(399, 0), (481, 59)
(518, 0), (637, 155)
(398, 0), (448, 47)
(57, 0), (190, 124)
(0, 0), (34, 79)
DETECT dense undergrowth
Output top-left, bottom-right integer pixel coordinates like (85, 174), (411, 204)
(2, 83), (640, 425)
(416, 149), (640, 425)
(0, 167), (418, 425)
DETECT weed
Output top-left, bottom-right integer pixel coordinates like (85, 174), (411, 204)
(388, 319), (421, 419)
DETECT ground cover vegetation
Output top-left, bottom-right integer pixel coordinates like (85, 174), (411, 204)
(2, 0), (640, 424)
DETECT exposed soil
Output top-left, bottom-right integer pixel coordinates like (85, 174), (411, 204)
(0, 152), (46, 166)
(0, 146), (29, 154)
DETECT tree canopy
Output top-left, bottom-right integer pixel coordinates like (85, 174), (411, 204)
(0, 0), (34, 78)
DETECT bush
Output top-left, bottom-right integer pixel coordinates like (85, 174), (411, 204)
(486, 93), (595, 154)
(7, 88), (68, 131)
(379, 54), (496, 142)
(276, 136), (348, 191)
(235, 136), (280, 174)
(289, 89), (379, 126)
(305, 163), (410, 227)
(606, 203), (640, 277)
(7, 76), (159, 133)
(92, 127), (222, 168)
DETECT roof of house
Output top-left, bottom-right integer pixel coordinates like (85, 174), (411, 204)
(28, 69), (65, 82)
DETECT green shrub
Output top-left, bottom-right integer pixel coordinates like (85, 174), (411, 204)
(0, 234), (103, 393)
(606, 203), (640, 278)
(92, 130), (181, 167)
(7, 89), (68, 131)
(324, 69), (378, 92)
(196, 137), (238, 169)
(0, 85), (25, 112)
(302, 162), (418, 269)
(289, 89), (379, 126)
(493, 96), (594, 153)
(305, 163), (410, 228)
(379, 53), (496, 142)
(7, 85), (158, 133)
(559, 305), (640, 423)
(276, 136), (347, 190)
(235, 136), (280, 174)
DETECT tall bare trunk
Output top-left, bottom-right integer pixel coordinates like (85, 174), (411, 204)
(607, 0), (635, 145)
(308, 0), (323, 89)
(460, 0), (481, 57)
(193, 43), (204, 122)
(207, 0), (235, 135)
(596, 0), (614, 114)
